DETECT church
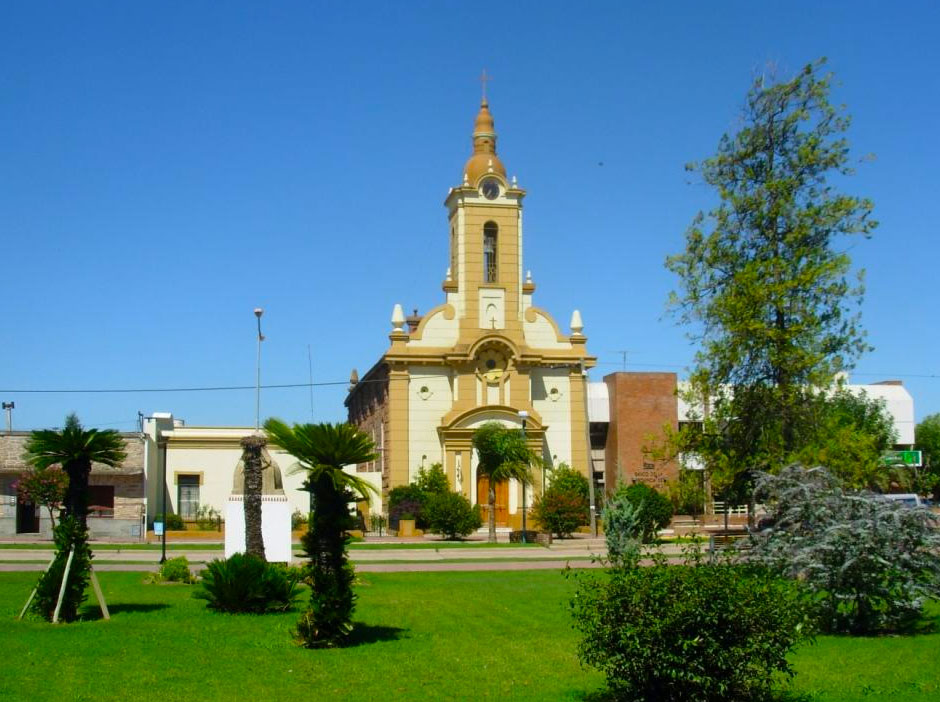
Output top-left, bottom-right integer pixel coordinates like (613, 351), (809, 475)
(345, 97), (596, 528)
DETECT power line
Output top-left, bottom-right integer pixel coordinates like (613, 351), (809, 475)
(2, 365), (937, 396)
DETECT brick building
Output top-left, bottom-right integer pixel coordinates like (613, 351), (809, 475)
(0, 432), (147, 540)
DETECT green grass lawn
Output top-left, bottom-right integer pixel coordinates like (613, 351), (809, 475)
(0, 570), (937, 701)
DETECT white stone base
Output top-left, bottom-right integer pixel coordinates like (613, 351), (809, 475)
(225, 496), (292, 563)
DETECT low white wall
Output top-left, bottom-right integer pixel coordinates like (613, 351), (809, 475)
(224, 496), (292, 563)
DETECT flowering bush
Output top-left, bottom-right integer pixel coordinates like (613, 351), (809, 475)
(533, 489), (588, 538)
(15, 466), (68, 528)
(749, 465), (940, 634)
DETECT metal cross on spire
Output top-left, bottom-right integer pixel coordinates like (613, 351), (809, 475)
(480, 69), (491, 100)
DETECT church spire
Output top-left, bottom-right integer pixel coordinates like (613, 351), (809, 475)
(463, 89), (507, 186)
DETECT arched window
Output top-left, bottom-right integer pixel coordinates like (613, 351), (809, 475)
(483, 222), (498, 283)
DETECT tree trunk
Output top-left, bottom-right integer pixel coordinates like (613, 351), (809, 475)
(63, 459), (91, 529)
(488, 482), (497, 543)
(240, 435), (266, 561)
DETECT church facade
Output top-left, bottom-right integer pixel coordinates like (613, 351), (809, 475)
(346, 99), (595, 527)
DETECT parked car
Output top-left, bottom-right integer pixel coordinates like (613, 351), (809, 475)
(881, 493), (925, 508)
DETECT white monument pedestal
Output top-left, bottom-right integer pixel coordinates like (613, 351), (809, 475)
(225, 495), (292, 563)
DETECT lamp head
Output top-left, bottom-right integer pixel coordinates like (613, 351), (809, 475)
(254, 308), (264, 319)
(517, 410), (528, 419)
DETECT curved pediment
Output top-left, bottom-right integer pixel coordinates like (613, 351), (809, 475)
(441, 404), (545, 432)
(523, 306), (572, 350)
(407, 303), (457, 348)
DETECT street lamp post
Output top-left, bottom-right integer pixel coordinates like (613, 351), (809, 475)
(254, 308), (264, 431)
(518, 410), (528, 544)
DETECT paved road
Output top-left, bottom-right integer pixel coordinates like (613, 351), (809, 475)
(0, 538), (689, 573)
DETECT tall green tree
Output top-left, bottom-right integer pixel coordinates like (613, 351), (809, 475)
(793, 388), (897, 490)
(471, 422), (532, 543)
(666, 59), (877, 494)
(22, 413), (127, 621)
(915, 413), (940, 498)
(264, 419), (376, 648)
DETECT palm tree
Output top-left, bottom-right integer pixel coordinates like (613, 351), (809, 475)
(264, 419), (376, 648)
(24, 413), (127, 528)
(22, 413), (126, 622)
(472, 422), (533, 543)
(239, 434), (266, 560)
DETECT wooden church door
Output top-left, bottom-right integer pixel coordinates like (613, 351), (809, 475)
(476, 475), (509, 526)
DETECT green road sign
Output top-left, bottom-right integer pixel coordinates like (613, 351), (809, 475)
(880, 450), (922, 467)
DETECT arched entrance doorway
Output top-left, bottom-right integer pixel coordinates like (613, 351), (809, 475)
(476, 474), (509, 526)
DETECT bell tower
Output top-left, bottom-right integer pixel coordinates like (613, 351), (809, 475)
(443, 98), (526, 334)
(347, 93), (596, 525)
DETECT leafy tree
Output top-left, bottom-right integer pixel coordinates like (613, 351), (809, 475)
(547, 463), (589, 501)
(15, 466), (68, 530)
(239, 434), (266, 560)
(22, 413), (126, 622)
(749, 466), (940, 634)
(792, 388), (897, 490)
(666, 59), (877, 496)
(424, 491), (482, 540)
(666, 469), (705, 521)
(471, 422), (533, 543)
(532, 490), (586, 539)
(264, 419), (376, 647)
(24, 413), (126, 528)
(414, 463), (450, 495)
(915, 413), (940, 499)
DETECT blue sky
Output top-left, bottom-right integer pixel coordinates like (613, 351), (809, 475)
(1, 1), (938, 431)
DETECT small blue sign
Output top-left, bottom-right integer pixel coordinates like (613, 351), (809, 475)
(154, 521), (164, 536)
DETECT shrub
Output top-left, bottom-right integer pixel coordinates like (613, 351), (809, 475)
(30, 516), (92, 622)
(194, 553), (300, 613)
(425, 491), (482, 539)
(158, 556), (194, 584)
(156, 513), (185, 531)
(194, 504), (221, 531)
(388, 484), (428, 528)
(571, 555), (813, 702)
(602, 493), (644, 564)
(610, 483), (673, 543)
(531, 465), (590, 538)
(414, 463), (450, 495)
(749, 465), (940, 634)
(291, 509), (309, 531)
(548, 463), (590, 501)
(533, 490), (588, 538)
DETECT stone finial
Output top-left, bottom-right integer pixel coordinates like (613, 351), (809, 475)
(446, 267), (453, 281)
(512, 175), (518, 187)
(349, 368), (359, 388)
(570, 309), (584, 336)
(463, 173), (470, 186)
(525, 270), (533, 284)
(391, 303), (406, 332)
